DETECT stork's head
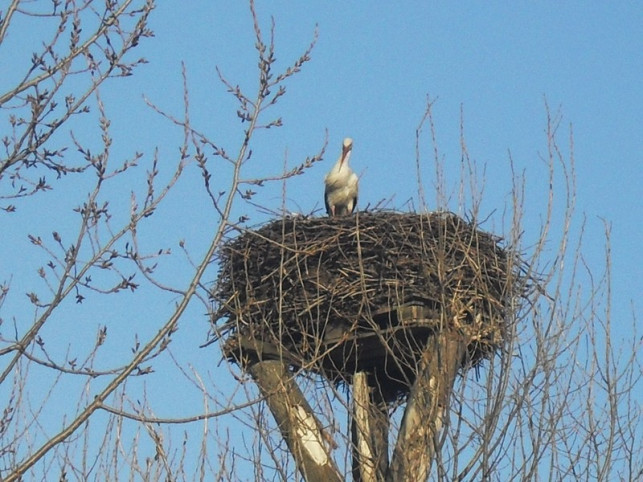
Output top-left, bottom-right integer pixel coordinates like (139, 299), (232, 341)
(341, 137), (353, 162)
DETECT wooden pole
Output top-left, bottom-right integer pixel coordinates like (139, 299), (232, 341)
(351, 371), (389, 482)
(247, 359), (343, 482)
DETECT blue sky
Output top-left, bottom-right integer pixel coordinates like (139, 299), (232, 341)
(2, 1), (641, 478)
(140, 1), (641, 308)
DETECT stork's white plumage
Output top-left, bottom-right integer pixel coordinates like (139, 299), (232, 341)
(324, 138), (358, 217)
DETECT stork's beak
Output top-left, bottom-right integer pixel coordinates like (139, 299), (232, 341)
(341, 143), (352, 163)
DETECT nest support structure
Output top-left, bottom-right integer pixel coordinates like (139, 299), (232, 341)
(213, 211), (528, 402)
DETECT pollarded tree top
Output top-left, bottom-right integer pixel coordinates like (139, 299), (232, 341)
(211, 211), (530, 401)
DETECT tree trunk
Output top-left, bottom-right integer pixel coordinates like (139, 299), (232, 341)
(247, 359), (343, 482)
(388, 332), (466, 481)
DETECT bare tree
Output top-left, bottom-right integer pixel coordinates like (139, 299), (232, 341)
(1, 1), (640, 481)
(1, 1), (322, 479)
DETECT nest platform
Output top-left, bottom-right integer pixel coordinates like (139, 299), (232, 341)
(212, 211), (527, 400)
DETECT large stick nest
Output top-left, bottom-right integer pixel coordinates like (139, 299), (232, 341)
(212, 211), (529, 400)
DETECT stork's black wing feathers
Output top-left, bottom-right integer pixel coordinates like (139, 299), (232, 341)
(324, 187), (334, 216)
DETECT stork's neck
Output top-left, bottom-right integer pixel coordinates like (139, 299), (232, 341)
(336, 149), (351, 173)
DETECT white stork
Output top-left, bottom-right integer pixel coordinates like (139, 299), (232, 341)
(324, 137), (358, 217)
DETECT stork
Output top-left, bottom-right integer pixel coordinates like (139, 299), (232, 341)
(324, 137), (358, 217)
